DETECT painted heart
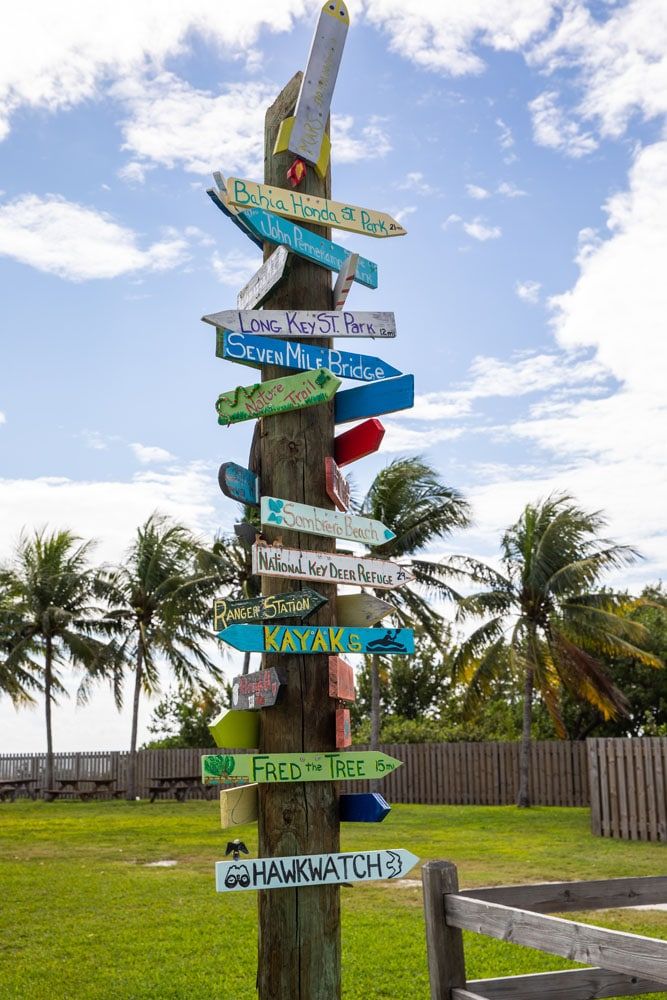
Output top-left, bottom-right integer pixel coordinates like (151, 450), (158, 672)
(268, 498), (284, 513)
(267, 513), (283, 524)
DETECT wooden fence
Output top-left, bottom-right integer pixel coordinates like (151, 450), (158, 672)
(422, 860), (667, 999)
(588, 737), (667, 841)
(0, 740), (589, 805)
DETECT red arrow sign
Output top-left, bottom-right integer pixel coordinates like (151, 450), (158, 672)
(334, 418), (385, 467)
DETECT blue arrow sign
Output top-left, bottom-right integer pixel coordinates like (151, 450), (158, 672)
(206, 188), (264, 250)
(335, 374), (415, 424)
(218, 624), (415, 655)
(339, 792), (391, 823)
(239, 206), (378, 289)
(219, 331), (401, 383)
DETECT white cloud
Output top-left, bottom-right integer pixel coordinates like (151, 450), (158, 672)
(130, 443), (175, 464)
(515, 279), (542, 303)
(211, 249), (258, 286)
(397, 171), (438, 196)
(332, 114), (392, 163)
(0, 411), (6, 425)
(0, 194), (189, 280)
(462, 218), (502, 241)
(378, 422), (464, 453)
(497, 180), (527, 198)
(495, 117), (515, 150)
(529, 90), (598, 158)
(117, 160), (156, 185)
(466, 183), (490, 199)
(394, 205), (417, 225)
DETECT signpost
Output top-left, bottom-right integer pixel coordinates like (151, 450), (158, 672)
(272, 0), (349, 176)
(228, 177), (408, 239)
(218, 462), (259, 506)
(335, 374), (414, 424)
(328, 656), (355, 702)
(213, 589), (327, 631)
(252, 541), (414, 590)
(237, 206), (378, 289)
(237, 246), (289, 310)
(220, 784), (259, 828)
(209, 709), (260, 749)
(218, 330), (401, 383)
(334, 419), (385, 466)
(260, 496), (395, 546)
(332, 253), (358, 309)
(220, 787), (391, 828)
(217, 624), (415, 655)
(216, 368), (341, 425)
(202, 749), (403, 785)
(339, 793), (391, 823)
(335, 708), (351, 748)
(336, 594), (394, 627)
(231, 668), (285, 711)
(325, 457), (349, 511)
(202, 309), (396, 339)
(207, 186), (264, 250)
(215, 848), (418, 893)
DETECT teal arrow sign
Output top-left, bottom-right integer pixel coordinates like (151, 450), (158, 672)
(217, 625), (414, 655)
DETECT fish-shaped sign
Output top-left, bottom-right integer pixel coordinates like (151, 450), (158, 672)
(260, 496), (395, 546)
(216, 368), (341, 425)
(218, 462), (259, 506)
(216, 847), (418, 893)
(231, 668), (285, 711)
(202, 749), (403, 785)
(335, 374), (414, 424)
(213, 589), (326, 631)
(252, 541), (414, 590)
(228, 178), (407, 239)
(237, 246), (289, 310)
(273, 0), (350, 176)
(217, 624), (415, 655)
(336, 594), (394, 627)
(218, 330), (402, 383)
(202, 309), (396, 339)
(238, 207), (378, 289)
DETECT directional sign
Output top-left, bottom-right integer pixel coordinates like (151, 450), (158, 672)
(228, 178), (407, 239)
(202, 749), (403, 785)
(340, 793), (391, 823)
(328, 656), (355, 702)
(220, 784), (259, 829)
(237, 246), (289, 310)
(216, 847), (418, 893)
(218, 462), (259, 506)
(332, 253), (358, 309)
(206, 186), (263, 250)
(334, 419), (385, 467)
(218, 330), (401, 383)
(336, 707), (351, 748)
(234, 521), (260, 548)
(213, 589), (326, 631)
(260, 496), (395, 546)
(238, 207), (378, 289)
(209, 709), (259, 749)
(273, 0), (350, 176)
(325, 457), (349, 511)
(216, 368), (341, 425)
(231, 668), (285, 711)
(335, 374), (414, 424)
(217, 624), (415, 655)
(252, 542), (414, 591)
(336, 594), (394, 627)
(202, 309), (396, 339)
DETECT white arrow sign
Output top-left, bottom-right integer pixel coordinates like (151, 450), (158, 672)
(201, 309), (397, 339)
(252, 542), (413, 590)
(237, 247), (289, 310)
(215, 848), (419, 892)
(261, 496), (394, 546)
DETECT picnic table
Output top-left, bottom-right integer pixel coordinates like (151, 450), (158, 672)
(0, 777), (40, 801)
(43, 778), (125, 801)
(149, 774), (211, 803)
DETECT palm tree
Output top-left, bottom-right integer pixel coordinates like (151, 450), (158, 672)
(207, 505), (261, 675)
(357, 457), (471, 747)
(100, 513), (225, 798)
(448, 493), (661, 807)
(0, 529), (111, 790)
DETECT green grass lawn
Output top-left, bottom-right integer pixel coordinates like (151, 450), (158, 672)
(0, 800), (664, 999)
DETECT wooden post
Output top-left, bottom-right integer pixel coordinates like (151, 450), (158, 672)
(257, 72), (340, 999)
(422, 860), (467, 1000)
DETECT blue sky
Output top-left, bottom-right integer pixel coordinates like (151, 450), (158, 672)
(1, 0), (666, 751)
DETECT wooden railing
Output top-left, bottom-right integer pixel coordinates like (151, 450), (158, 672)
(422, 860), (667, 999)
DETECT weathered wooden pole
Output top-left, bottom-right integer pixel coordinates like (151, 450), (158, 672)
(256, 72), (341, 999)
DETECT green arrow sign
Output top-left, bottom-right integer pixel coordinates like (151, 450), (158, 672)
(216, 368), (341, 425)
(209, 710), (259, 749)
(202, 750), (402, 785)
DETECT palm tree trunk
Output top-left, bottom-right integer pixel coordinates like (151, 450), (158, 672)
(370, 654), (380, 750)
(44, 635), (54, 792)
(127, 642), (143, 800)
(517, 666), (534, 808)
(243, 651), (251, 675)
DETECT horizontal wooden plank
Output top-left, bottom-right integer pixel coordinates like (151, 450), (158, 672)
(451, 991), (488, 1000)
(444, 895), (667, 984)
(463, 967), (666, 1000)
(461, 876), (667, 913)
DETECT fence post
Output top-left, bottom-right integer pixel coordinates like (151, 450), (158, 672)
(422, 860), (467, 1000)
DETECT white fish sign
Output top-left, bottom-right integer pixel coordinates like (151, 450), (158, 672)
(261, 496), (395, 546)
(252, 542), (413, 591)
(215, 847), (418, 892)
(273, 1), (350, 177)
(202, 309), (396, 339)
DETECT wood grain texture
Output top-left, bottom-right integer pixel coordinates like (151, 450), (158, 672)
(444, 895), (667, 984)
(257, 72), (340, 1000)
(462, 967), (665, 1000)
(459, 875), (667, 913)
(422, 861), (467, 1000)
